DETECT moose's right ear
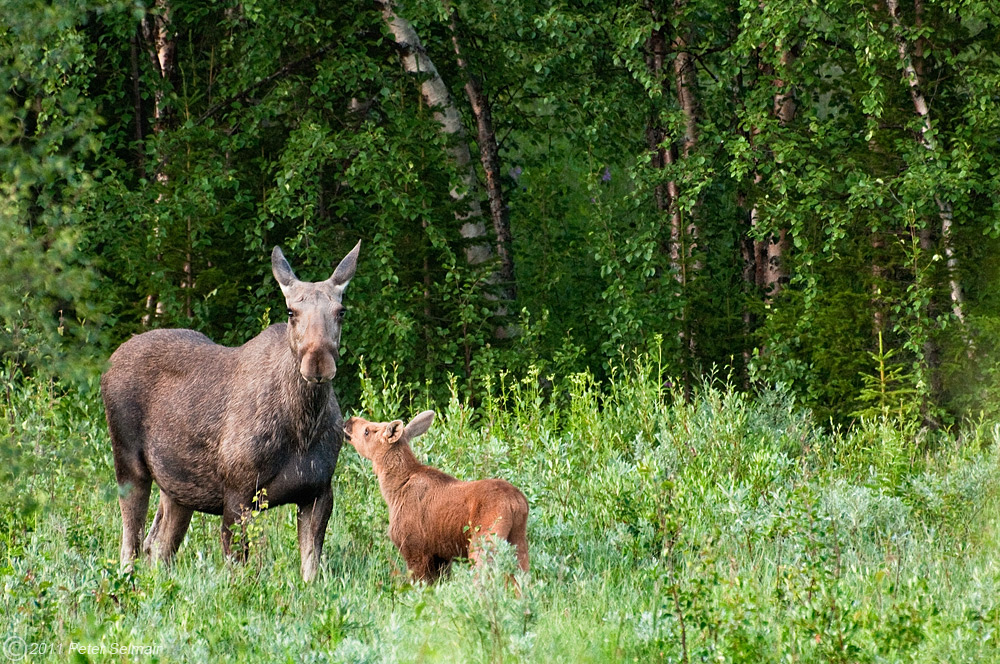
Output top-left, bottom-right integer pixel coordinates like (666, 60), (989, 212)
(404, 410), (435, 440)
(387, 420), (405, 444)
(272, 246), (299, 294)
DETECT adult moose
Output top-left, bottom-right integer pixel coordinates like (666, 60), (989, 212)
(101, 242), (360, 581)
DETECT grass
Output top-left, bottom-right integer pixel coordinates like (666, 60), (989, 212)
(2, 359), (1000, 663)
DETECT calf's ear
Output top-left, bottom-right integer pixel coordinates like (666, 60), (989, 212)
(404, 410), (435, 440)
(387, 420), (405, 443)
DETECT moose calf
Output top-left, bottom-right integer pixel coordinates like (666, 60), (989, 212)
(345, 410), (529, 582)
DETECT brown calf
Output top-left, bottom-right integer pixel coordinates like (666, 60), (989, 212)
(344, 410), (529, 582)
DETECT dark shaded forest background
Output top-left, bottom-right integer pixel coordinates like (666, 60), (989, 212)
(2, 0), (999, 427)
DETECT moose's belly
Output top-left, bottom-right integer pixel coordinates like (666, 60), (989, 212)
(151, 471), (226, 514)
(144, 440), (224, 513)
(261, 452), (339, 506)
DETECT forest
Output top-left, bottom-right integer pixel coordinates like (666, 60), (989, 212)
(0, 0), (996, 423)
(2, 1), (1000, 662)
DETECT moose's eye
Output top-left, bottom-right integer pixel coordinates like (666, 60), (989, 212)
(363, 427), (370, 437)
(336, 309), (346, 321)
(287, 309), (296, 319)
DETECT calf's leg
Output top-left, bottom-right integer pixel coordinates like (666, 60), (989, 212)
(403, 553), (437, 583)
(509, 513), (530, 573)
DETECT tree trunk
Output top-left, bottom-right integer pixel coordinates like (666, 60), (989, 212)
(918, 223), (943, 418)
(143, 0), (176, 142)
(645, 3), (701, 284)
(870, 233), (886, 337)
(140, 0), (176, 326)
(449, 9), (516, 310)
(377, 0), (493, 269)
(644, 2), (701, 394)
(885, 0), (967, 330)
(739, 38), (797, 377)
(747, 49), (795, 300)
(129, 29), (144, 166)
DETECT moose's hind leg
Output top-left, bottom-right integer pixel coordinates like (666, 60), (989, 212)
(144, 493), (193, 563)
(117, 476), (151, 568)
(108, 401), (153, 569)
(112, 446), (153, 567)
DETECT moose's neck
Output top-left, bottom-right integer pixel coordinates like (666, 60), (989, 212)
(373, 444), (422, 501)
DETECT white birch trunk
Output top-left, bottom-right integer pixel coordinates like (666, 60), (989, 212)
(885, 0), (967, 328)
(750, 48), (795, 300)
(378, 1), (492, 267)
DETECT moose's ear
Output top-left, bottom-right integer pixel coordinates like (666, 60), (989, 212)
(328, 240), (361, 295)
(404, 410), (435, 440)
(387, 420), (405, 444)
(272, 246), (299, 294)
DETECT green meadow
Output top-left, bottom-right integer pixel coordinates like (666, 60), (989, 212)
(4, 1), (1000, 661)
(3, 359), (999, 663)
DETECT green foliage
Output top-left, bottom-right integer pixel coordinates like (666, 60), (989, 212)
(3, 0), (1000, 658)
(4, 0), (1000, 431)
(3, 358), (1000, 661)
(0, 0), (107, 378)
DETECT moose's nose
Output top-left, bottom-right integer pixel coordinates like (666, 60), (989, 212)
(301, 369), (335, 384)
(299, 346), (337, 383)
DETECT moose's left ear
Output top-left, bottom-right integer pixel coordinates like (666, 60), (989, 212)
(328, 240), (361, 296)
(387, 420), (405, 444)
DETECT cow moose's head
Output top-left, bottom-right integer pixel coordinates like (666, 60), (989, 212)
(271, 242), (360, 384)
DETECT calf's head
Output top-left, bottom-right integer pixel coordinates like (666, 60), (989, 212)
(345, 410), (436, 461)
(271, 241), (361, 384)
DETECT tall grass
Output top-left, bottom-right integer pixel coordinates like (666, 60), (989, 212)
(1, 358), (999, 662)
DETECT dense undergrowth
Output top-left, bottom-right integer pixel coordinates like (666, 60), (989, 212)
(2, 358), (999, 663)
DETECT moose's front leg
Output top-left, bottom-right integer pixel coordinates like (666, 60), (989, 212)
(297, 486), (333, 582)
(221, 490), (255, 563)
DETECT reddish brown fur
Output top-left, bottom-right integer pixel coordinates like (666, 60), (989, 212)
(344, 411), (529, 582)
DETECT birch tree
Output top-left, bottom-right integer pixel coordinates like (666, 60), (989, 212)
(448, 6), (516, 306)
(884, 0), (967, 329)
(140, 0), (177, 324)
(377, 0), (493, 268)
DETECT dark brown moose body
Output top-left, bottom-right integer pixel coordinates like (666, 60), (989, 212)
(101, 242), (360, 582)
(345, 411), (529, 583)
